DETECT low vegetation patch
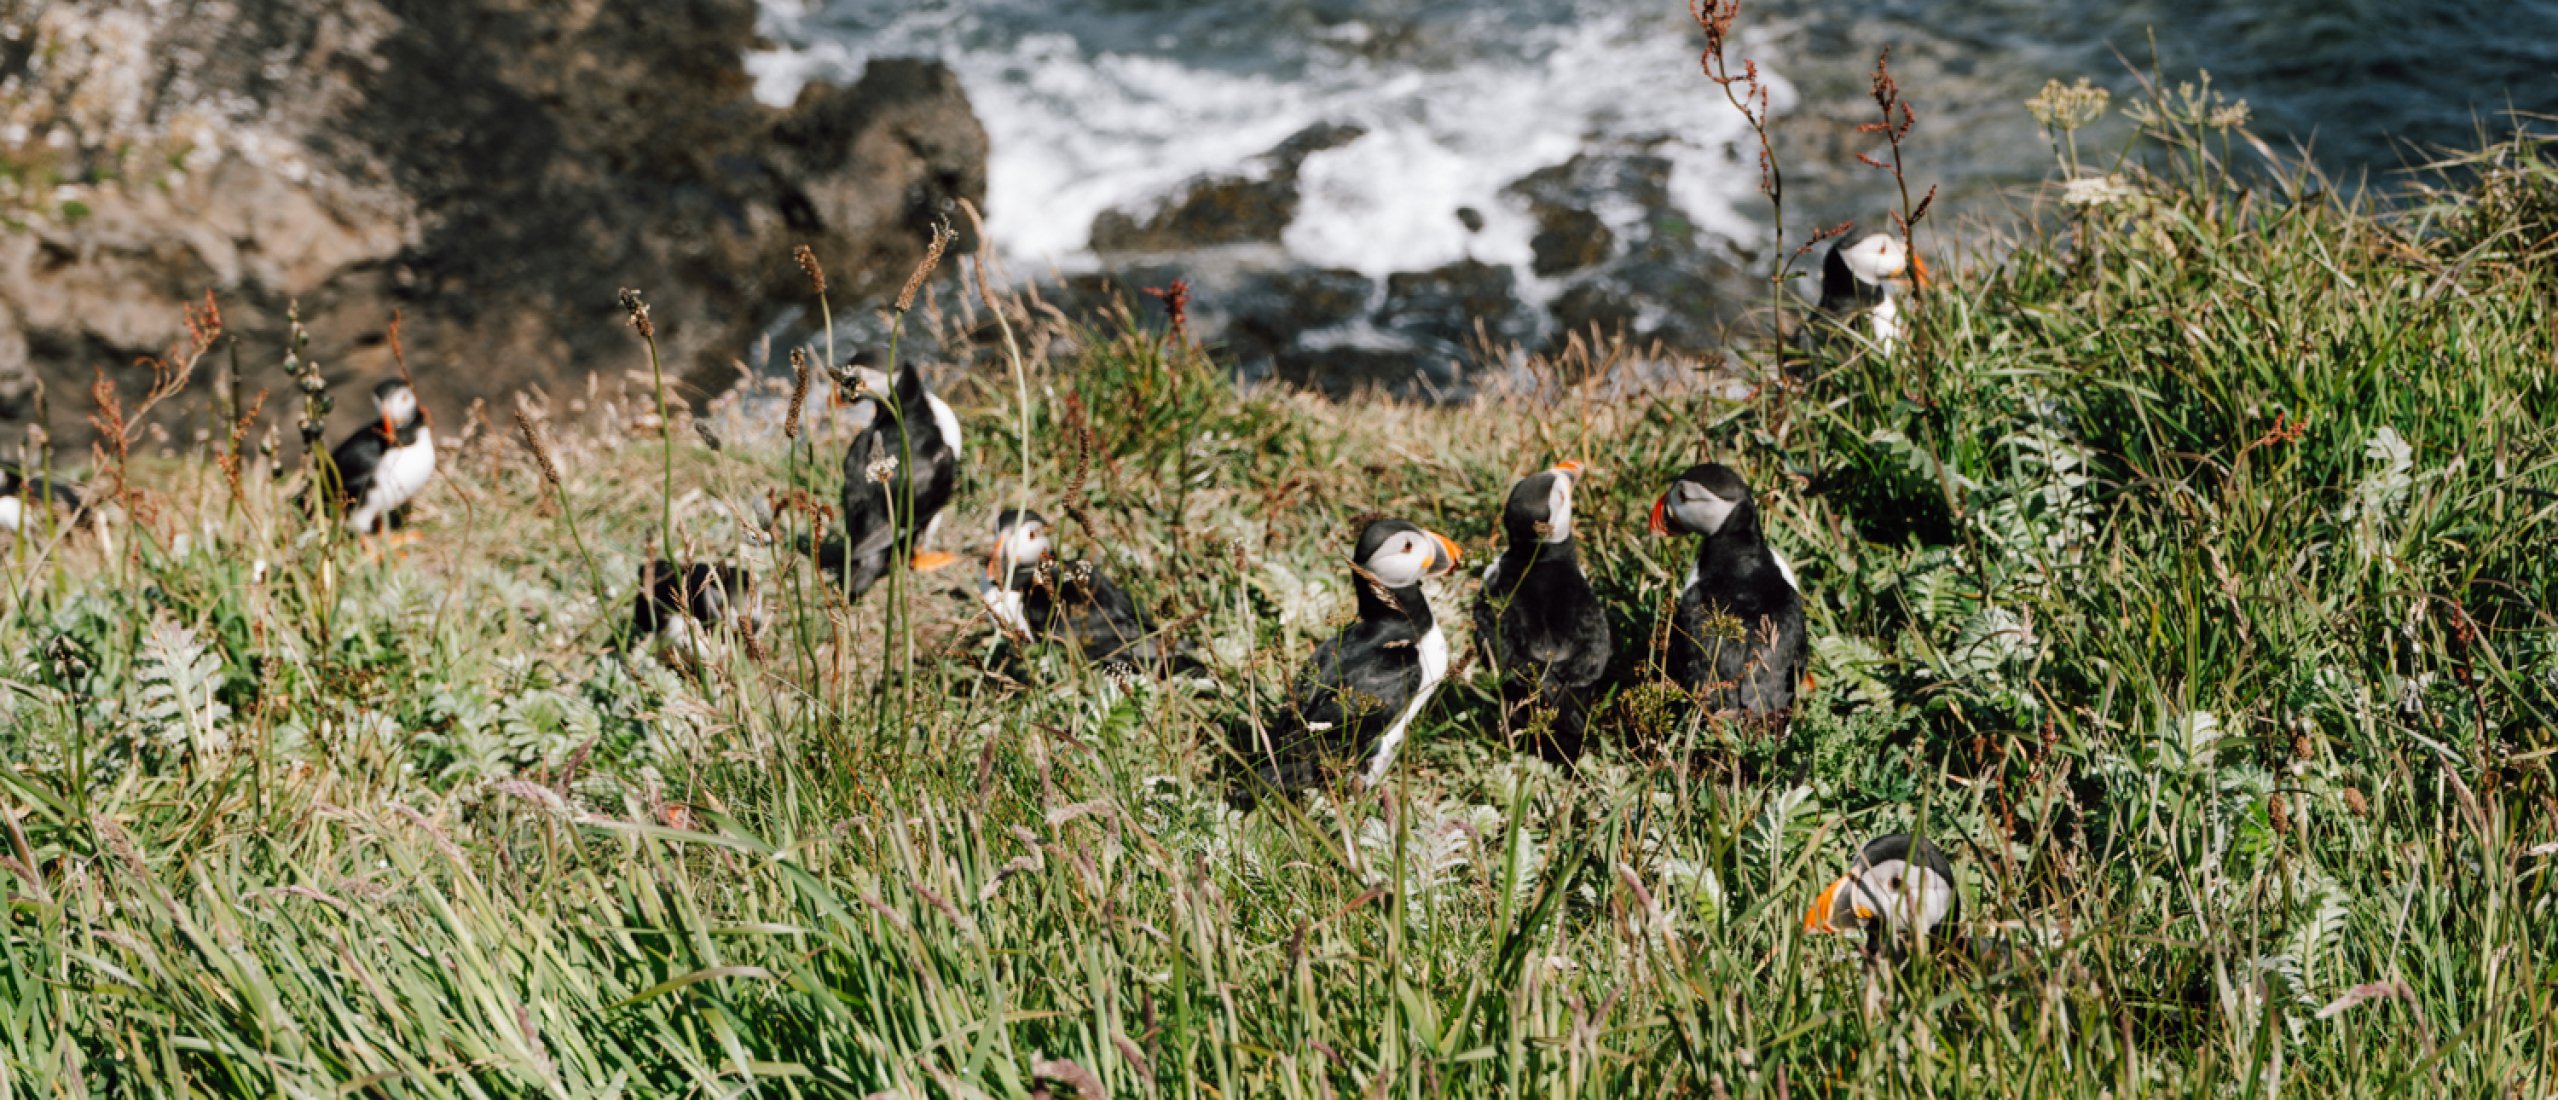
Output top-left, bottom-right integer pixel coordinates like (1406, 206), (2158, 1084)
(1, 82), (2554, 1098)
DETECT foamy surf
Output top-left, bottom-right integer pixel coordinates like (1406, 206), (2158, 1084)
(748, 0), (1774, 282)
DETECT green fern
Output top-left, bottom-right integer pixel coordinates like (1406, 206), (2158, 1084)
(136, 616), (229, 760)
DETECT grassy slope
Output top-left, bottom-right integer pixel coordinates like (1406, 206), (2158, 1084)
(2, 131), (2556, 1096)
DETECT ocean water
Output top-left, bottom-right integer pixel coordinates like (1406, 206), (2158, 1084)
(750, 0), (2558, 280)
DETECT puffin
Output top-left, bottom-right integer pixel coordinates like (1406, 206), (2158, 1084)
(1804, 232), (1924, 356)
(1651, 463), (1807, 727)
(0, 463), (104, 547)
(837, 360), (963, 601)
(980, 507), (1183, 671)
(329, 377), (437, 537)
(1242, 518), (1463, 794)
(1472, 461), (1612, 761)
(1805, 833), (1962, 961)
(632, 559), (762, 664)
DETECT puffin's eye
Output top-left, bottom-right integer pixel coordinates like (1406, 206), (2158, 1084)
(1888, 876), (1903, 891)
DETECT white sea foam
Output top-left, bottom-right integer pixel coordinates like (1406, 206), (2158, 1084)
(749, 0), (1780, 281)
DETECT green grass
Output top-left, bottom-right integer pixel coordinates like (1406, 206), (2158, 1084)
(3, 121), (2556, 1096)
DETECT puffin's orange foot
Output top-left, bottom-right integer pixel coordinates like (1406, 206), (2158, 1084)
(909, 550), (960, 573)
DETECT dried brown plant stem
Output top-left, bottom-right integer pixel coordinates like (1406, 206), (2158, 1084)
(784, 347), (812, 442)
(1860, 48), (1939, 392)
(1693, 0), (1789, 371)
(794, 244), (838, 440)
(221, 389), (270, 513)
(957, 199), (1034, 525)
(512, 394), (612, 626)
(619, 288), (676, 557)
(878, 216), (957, 750)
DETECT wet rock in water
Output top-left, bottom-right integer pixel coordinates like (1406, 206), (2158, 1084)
(1091, 177), (1300, 253)
(1504, 153), (1672, 277)
(1379, 260), (1535, 353)
(1044, 267), (1190, 327)
(1089, 122), (1366, 255)
(1526, 207), (1615, 277)
(0, 0), (988, 449)
(1501, 152), (1749, 354)
(1262, 122), (1371, 175)
(1547, 282), (1640, 343)
(1224, 267), (1374, 354)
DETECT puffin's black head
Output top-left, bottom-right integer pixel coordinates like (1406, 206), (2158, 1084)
(987, 507), (1054, 581)
(1805, 833), (1960, 944)
(1821, 233), (1923, 308)
(371, 378), (421, 429)
(1499, 461), (1582, 548)
(1649, 463), (1760, 540)
(1351, 518), (1462, 590)
(838, 359), (943, 431)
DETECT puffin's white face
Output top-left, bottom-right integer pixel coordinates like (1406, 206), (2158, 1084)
(1363, 527), (1462, 589)
(1840, 233), (1911, 289)
(1660, 479), (1740, 537)
(989, 517), (1052, 580)
(842, 365), (893, 400)
(1541, 462), (1578, 544)
(376, 385), (419, 426)
(1808, 852), (1956, 937)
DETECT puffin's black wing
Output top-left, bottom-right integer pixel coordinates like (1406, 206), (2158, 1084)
(1673, 575), (1804, 718)
(1057, 565), (1155, 664)
(1281, 622), (1421, 774)
(1481, 555), (1613, 759)
(1, 465), (85, 514)
(894, 373), (958, 540)
(1731, 596), (1807, 716)
(328, 424), (389, 506)
(837, 420), (902, 600)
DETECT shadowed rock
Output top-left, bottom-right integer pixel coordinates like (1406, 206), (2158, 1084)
(0, 0), (987, 449)
(1089, 122), (1366, 255)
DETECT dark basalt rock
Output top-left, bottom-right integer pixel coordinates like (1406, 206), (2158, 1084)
(1091, 177), (1301, 253)
(1379, 259), (1533, 352)
(1225, 267), (1374, 349)
(1506, 152), (1749, 353)
(0, 0), (989, 448)
(1089, 122), (1366, 255)
(1526, 206), (1615, 277)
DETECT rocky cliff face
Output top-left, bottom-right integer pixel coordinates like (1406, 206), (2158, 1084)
(0, 0), (987, 448)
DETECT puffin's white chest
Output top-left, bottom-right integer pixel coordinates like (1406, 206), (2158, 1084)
(1867, 295), (1903, 352)
(1360, 624), (1449, 788)
(980, 583), (1031, 638)
(0, 495), (21, 536)
(373, 428), (437, 507)
(349, 428), (437, 532)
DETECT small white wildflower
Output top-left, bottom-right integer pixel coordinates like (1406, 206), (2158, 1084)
(864, 455), (899, 484)
(2062, 174), (2135, 208)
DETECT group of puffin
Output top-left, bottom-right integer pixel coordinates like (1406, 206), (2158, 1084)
(0, 231), (1960, 958)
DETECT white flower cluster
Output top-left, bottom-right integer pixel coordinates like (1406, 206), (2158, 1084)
(2061, 174), (2137, 208)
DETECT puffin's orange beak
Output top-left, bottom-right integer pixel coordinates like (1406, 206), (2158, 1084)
(1805, 877), (1849, 934)
(1427, 531), (1464, 576)
(1552, 459), (1584, 477)
(380, 413), (395, 437)
(1909, 249), (1931, 290)
(1648, 494), (1671, 537)
(985, 542), (1004, 583)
